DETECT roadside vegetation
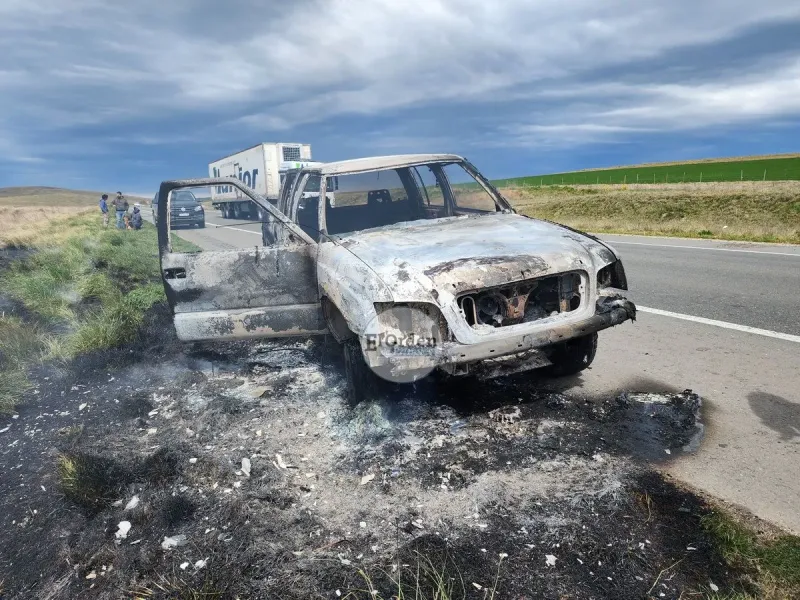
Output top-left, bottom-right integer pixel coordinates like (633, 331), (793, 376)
(345, 550), (503, 600)
(501, 181), (800, 244)
(497, 154), (800, 186)
(0, 211), (196, 414)
(702, 508), (800, 599)
(0, 187), (149, 248)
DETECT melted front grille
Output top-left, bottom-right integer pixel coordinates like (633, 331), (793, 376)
(457, 272), (582, 328)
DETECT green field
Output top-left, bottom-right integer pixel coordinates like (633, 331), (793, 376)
(497, 155), (800, 186)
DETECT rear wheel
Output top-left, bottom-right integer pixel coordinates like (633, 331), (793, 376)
(543, 332), (598, 377)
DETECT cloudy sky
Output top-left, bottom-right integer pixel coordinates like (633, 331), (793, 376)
(1, 0), (799, 194)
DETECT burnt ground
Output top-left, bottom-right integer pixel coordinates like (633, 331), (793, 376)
(0, 303), (755, 599)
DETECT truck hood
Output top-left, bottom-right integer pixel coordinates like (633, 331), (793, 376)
(335, 212), (616, 302)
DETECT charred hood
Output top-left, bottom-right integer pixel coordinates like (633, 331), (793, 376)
(334, 213), (615, 300)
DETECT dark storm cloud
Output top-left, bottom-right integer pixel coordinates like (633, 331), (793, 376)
(0, 0), (798, 190)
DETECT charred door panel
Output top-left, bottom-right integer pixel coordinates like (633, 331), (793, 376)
(161, 245), (324, 341)
(162, 246), (318, 313)
(157, 178), (324, 342)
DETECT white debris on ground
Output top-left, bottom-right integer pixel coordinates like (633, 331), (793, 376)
(161, 534), (188, 550)
(115, 521), (131, 540)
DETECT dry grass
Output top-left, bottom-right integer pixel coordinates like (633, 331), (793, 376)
(501, 180), (800, 244)
(0, 206), (97, 248)
(0, 187), (101, 206)
(0, 187), (150, 248)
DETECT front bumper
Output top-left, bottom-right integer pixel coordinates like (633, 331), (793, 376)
(169, 212), (204, 227)
(362, 295), (635, 378)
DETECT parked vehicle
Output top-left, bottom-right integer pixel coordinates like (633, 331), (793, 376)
(152, 189), (205, 229)
(208, 142), (323, 220)
(156, 154), (635, 404)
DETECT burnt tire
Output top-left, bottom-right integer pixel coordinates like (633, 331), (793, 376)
(543, 332), (598, 377)
(342, 338), (383, 407)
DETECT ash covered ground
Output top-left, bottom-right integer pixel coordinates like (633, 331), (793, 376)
(0, 305), (743, 599)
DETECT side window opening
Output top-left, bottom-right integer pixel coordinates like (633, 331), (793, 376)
(161, 184), (309, 253)
(324, 168), (419, 236)
(411, 166), (447, 218)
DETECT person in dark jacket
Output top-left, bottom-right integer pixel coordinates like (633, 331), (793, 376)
(99, 194), (109, 227)
(131, 205), (143, 230)
(112, 192), (128, 229)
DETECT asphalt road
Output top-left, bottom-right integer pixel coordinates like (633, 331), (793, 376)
(600, 234), (800, 336)
(155, 207), (800, 533)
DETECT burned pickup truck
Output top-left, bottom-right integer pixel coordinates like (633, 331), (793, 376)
(155, 154), (635, 403)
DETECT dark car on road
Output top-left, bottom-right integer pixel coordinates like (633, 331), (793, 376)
(153, 190), (205, 228)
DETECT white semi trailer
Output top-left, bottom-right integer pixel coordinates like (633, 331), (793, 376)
(208, 142), (321, 219)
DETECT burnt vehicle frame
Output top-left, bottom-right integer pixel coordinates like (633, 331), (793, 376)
(156, 154), (635, 403)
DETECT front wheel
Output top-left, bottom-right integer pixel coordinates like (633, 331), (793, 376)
(543, 332), (598, 377)
(197, 220), (205, 229)
(342, 339), (384, 406)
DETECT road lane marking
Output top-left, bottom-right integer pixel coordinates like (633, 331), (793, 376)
(147, 210), (262, 239)
(638, 306), (800, 343)
(605, 240), (799, 257)
(204, 221), (262, 236)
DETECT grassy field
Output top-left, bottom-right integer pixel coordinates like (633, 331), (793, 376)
(501, 181), (800, 243)
(0, 212), (197, 414)
(0, 187), (150, 248)
(497, 154), (800, 186)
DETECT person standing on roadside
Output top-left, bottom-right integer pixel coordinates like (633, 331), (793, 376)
(112, 191), (128, 229)
(99, 194), (109, 227)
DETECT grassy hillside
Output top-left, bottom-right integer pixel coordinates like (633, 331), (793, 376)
(501, 181), (800, 244)
(0, 186), (148, 207)
(497, 154), (800, 186)
(0, 188), (149, 247)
